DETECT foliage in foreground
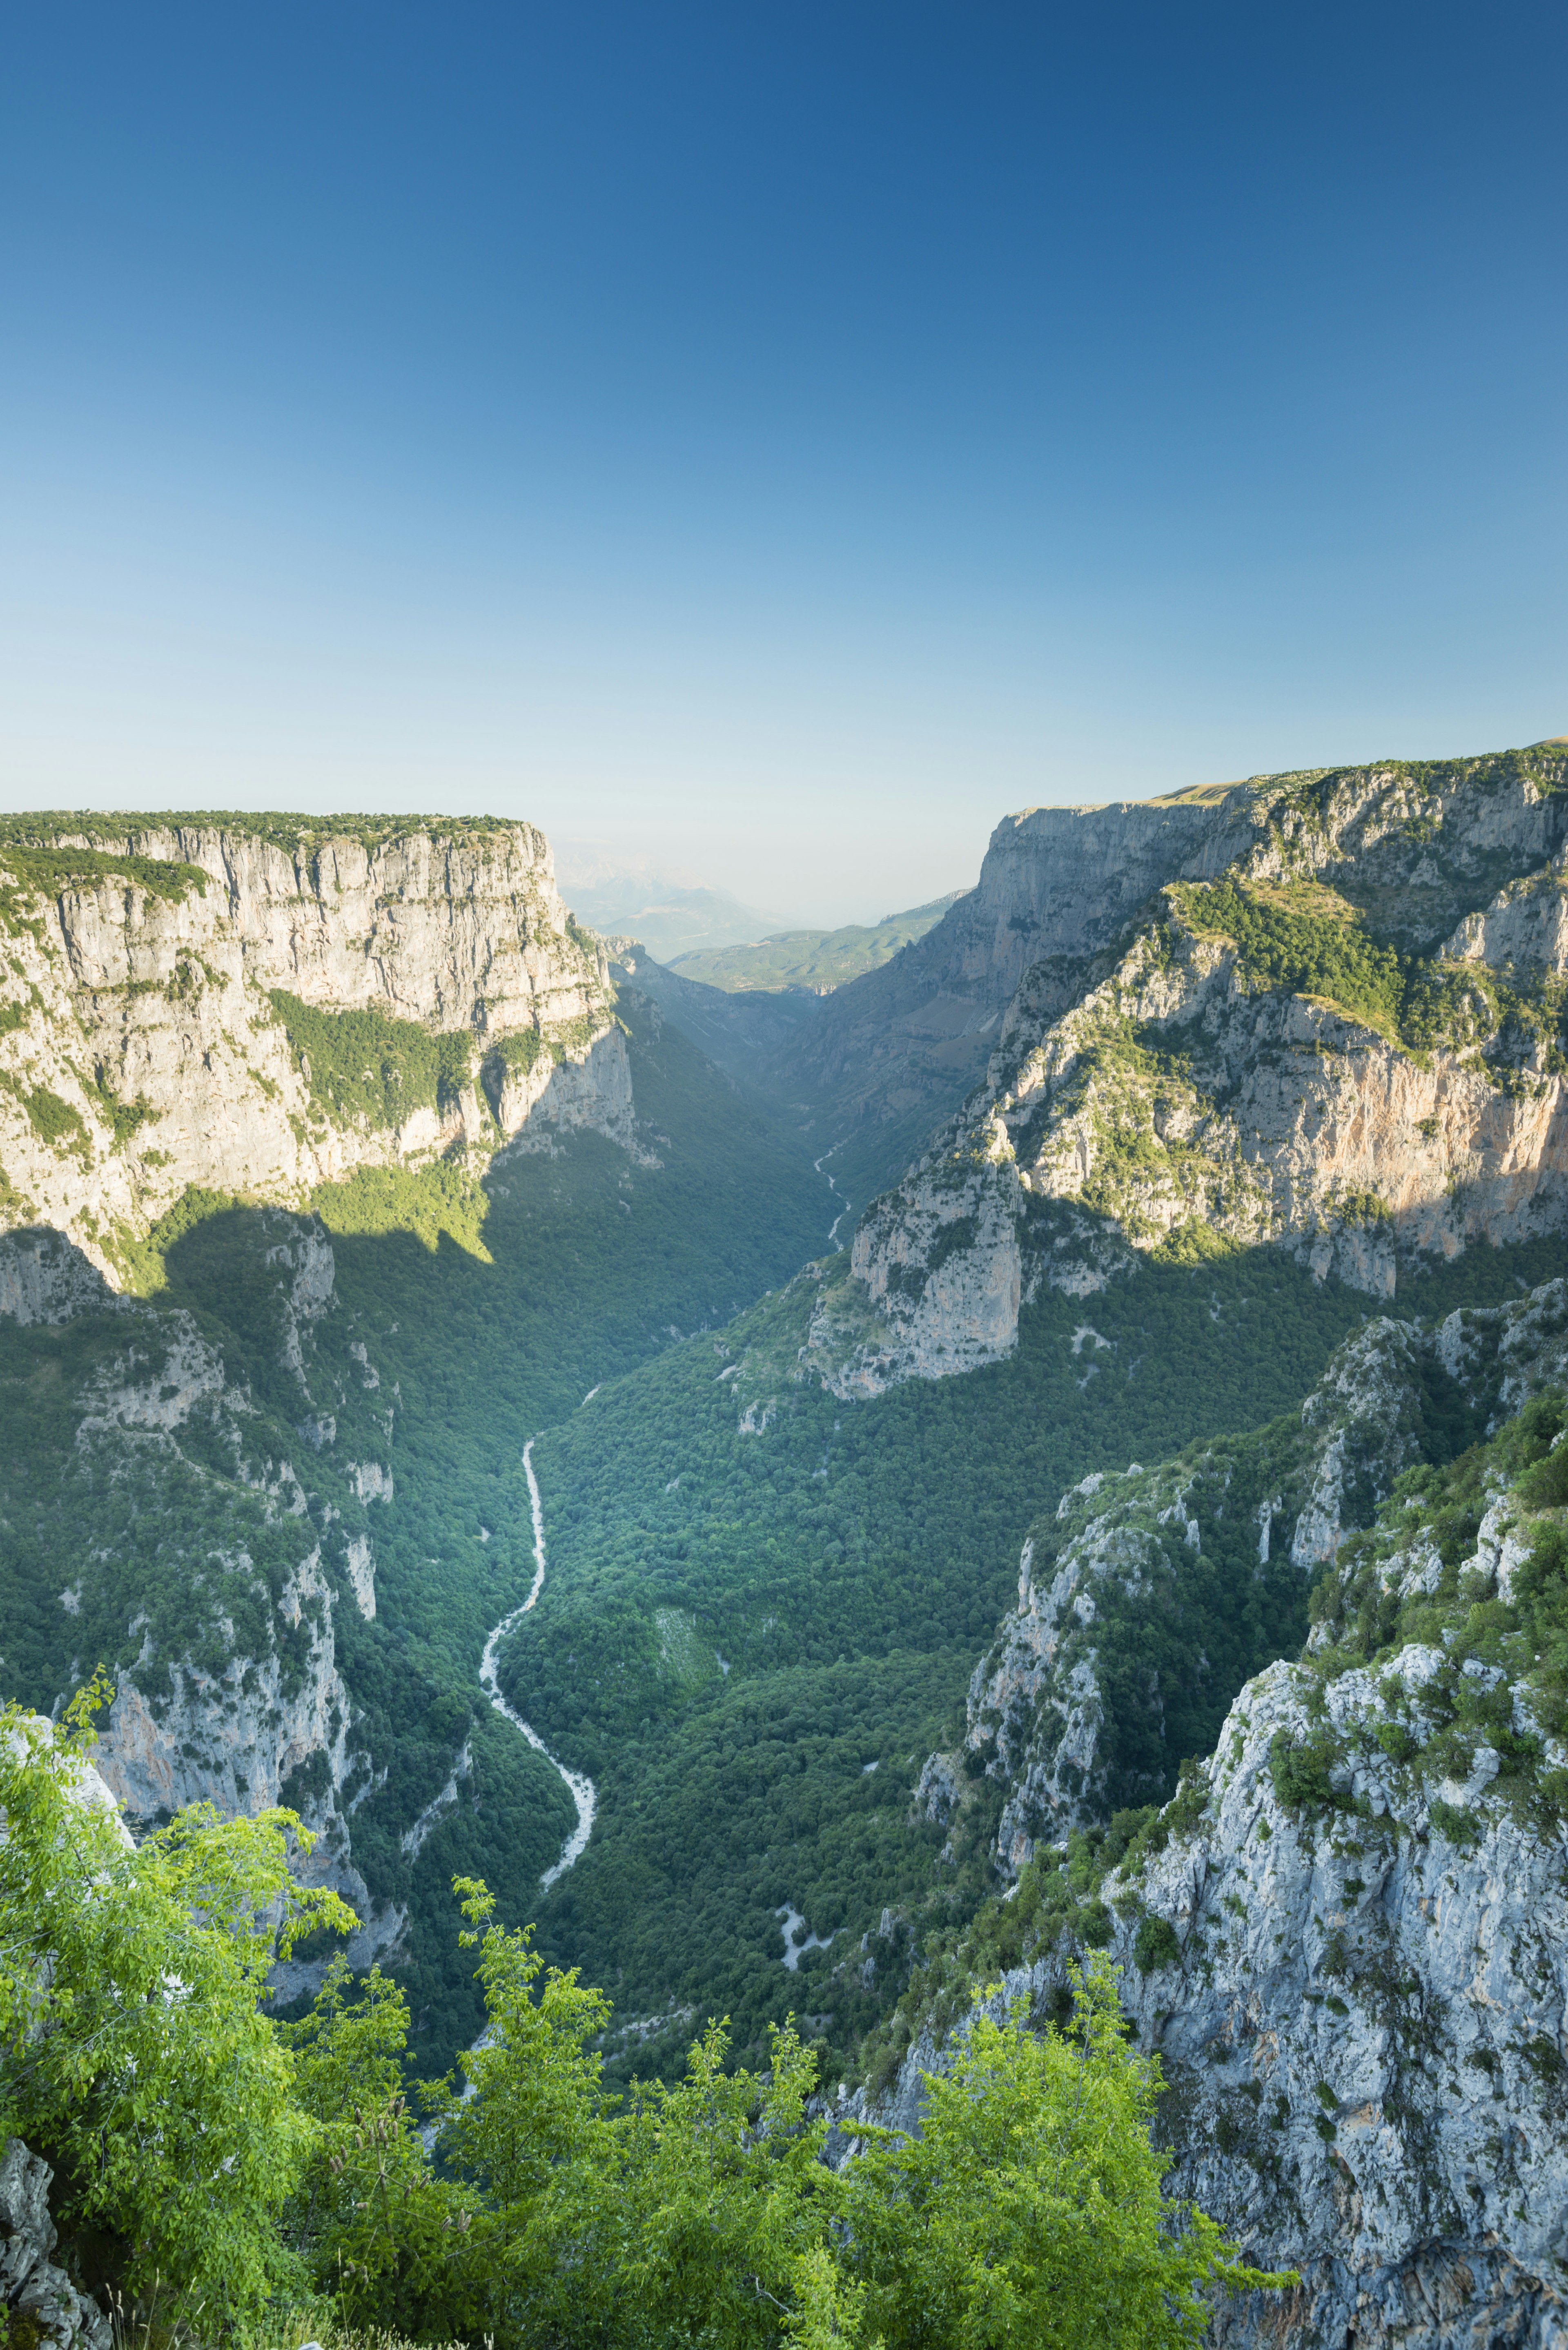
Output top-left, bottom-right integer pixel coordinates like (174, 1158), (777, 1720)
(0, 1703), (1291, 2349)
(0, 1681), (354, 2308)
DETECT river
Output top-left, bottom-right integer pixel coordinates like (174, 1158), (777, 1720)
(477, 1437), (597, 1889)
(479, 1142), (844, 1889)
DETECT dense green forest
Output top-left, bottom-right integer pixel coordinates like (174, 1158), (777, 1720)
(500, 1227), (1564, 2085)
(0, 997), (834, 2073)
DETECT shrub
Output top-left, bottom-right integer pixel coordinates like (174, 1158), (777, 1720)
(841, 1955), (1293, 2348)
(1133, 1914), (1181, 1974)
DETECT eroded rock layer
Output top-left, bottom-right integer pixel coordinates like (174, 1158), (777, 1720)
(0, 815), (625, 1277)
(826, 745), (1568, 1393)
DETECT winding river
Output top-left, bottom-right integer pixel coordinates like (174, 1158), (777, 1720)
(478, 1144), (845, 1891)
(478, 1438), (597, 1889)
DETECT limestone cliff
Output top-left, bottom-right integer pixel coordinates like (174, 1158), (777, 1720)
(873, 1630), (1568, 2348)
(764, 785), (1263, 1197)
(825, 744), (1568, 1394)
(862, 1279), (1568, 2348)
(959, 1280), (1568, 1875)
(0, 2136), (110, 2350)
(7, 1206), (402, 1961)
(0, 814), (627, 1280)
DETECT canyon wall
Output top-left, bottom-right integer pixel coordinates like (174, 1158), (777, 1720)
(860, 1275), (1568, 2350)
(820, 745), (1568, 1393)
(766, 786), (1262, 1173)
(0, 816), (625, 1280)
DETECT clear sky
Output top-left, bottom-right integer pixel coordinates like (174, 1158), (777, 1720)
(1, 2), (1563, 925)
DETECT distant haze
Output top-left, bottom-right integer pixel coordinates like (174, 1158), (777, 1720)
(552, 843), (799, 960)
(666, 892), (967, 994)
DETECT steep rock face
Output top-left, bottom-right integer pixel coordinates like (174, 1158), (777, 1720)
(831, 746), (1568, 1392)
(0, 816), (624, 1280)
(874, 1290), (1568, 2349)
(6, 1209), (401, 1962)
(880, 1643), (1568, 2350)
(0, 1231), (114, 1326)
(1107, 1629), (1568, 2350)
(959, 1280), (1568, 1873)
(490, 1023), (646, 1162)
(766, 788), (1261, 1173)
(0, 2137), (110, 2350)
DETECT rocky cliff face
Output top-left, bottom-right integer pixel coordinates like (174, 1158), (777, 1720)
(7, 1206), (402, 1962)
(0, 816), (626, 1280)
(957, 1280), (1568, 1876)
(826, 745), (1568, 1394)
(765, 786), (1262, 1193)
(863, 1276), (1568, 2348)
(0, 2136), (111, 2350)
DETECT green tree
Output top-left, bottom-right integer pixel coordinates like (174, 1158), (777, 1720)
(840, 1953), (1292, 2350)
(430, 1879), (846, 2349)
(0, 1683), (353, 2317)
(439, 1878), (619, 2344)
(283, 1957), (469, 2337)
(604, 2015), (839, 2350)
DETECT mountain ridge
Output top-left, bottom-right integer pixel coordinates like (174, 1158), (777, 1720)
(820, 742), (1568, 1392)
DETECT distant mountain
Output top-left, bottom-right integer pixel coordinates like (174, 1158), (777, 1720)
(665, 893), (967, 995)
(604, 939), (823, 1078)
(551, 847), (793, 962)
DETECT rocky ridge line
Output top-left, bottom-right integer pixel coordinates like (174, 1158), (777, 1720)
(0, 816), (632, 1283)
(820, 745), (1568, 1395)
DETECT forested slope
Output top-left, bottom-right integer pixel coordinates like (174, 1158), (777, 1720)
(499, 1230), (1558, 2085)
(0, 989), (831, 2072)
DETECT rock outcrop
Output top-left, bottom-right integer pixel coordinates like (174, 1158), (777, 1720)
(866, 1280), (1568, 2348)
(0, 816), (626, 1281)
(959, 1279), (1568, 1873)
(821, 744), (1568, 1392)
(0, 2138), (110, 2350)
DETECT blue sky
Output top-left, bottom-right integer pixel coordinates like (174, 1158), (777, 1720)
(1, 2), (1563, 924)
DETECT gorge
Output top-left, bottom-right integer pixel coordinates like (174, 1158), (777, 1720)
(6, 741), (1568, 2345)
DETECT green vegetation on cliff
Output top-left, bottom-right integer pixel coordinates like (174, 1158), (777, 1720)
(1299, 1378), (1568, 1828)
(268, 989), (479, 1132)
(1173, 870), (1568, 1071)
(0, 807), (527, 862)
(0, 837), (209, 928)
